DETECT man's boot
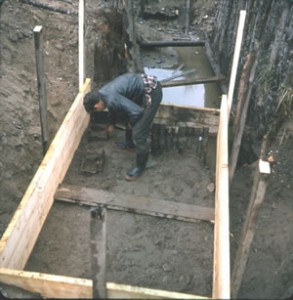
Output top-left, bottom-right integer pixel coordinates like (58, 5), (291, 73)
(116, 128), (135, 150)
(125, 152), (148, 181)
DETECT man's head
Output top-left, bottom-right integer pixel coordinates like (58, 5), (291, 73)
(83, 91), (106, 113)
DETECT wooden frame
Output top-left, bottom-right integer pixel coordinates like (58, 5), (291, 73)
(0, 79), (230, 298)
(154, 104), (220, 135)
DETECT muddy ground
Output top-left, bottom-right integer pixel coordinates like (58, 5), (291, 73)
(0, 0), (292, 299)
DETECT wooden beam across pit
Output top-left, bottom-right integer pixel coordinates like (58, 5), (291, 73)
(139, 40), (205, 48)
(55, 184), (215, 223)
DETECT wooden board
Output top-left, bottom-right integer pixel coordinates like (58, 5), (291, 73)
(161, 75), (226, 88)
(0, 268), (210, 299)
(0, 79), (91, 270)
(154, 104), (220, 135)
(212, 94), (230, 299)
(55, 184), (215, 223)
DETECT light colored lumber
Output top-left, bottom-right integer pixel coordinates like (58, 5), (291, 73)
(78, 0), (85, 90)
(0, 79), (91, 270)
(227, 10), (246, 118)
(55, 184), (215, 222)
(0, 268), (210, 299)
(231, 160), (270, 297)
(213, 94), (230, 299)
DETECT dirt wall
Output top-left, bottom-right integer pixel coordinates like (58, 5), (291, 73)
(210, 0), (292, 161)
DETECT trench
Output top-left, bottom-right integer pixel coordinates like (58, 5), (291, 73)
(24, 6), (221, 297)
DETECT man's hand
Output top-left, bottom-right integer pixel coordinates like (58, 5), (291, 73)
(106, 125), (114, 139)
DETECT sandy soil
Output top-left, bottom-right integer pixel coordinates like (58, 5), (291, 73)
(0, 0), (292, 299)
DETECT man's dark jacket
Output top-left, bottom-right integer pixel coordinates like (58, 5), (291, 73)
(98, 73), (147, 126)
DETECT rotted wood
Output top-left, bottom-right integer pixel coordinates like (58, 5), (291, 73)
(138, 40), (205, 48)
(20, 0), (77, 15)
(231, 158), (270, 298)
(55, 184), (215, 223)
(229, 54), (257, 182)
(90, 207), (107, 299)
(124, 0), (144, 72)
(154, 105), (220, 135)
(233, 53), (254, 130)
(183, 0), (191, 35)
(161, 74), (226, 87)
(150, 124), (202, 156)
(196, 127), (210, 165)
(34, 25), (49, 156)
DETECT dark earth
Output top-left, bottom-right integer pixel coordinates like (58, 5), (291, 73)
(0, 0), (292, 299)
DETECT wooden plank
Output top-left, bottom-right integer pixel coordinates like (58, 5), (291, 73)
(34, 25), (49, 155)
(90, 208), (107, 299)
(0, 268), (210, 299)
(161, 75), (226, 87)
(229, 55), (257, 181)
(78, 0), (85, 90)
(231, 160), (270, 298)
(55, 184), (215, 223)
(139, 40), (205, 48)
(154, 104), (220, 135)
(0, 79), (91, 270)
(183, 0), (191, 35)
(212, 94), (230, 299)
(227, 10), (246, 118)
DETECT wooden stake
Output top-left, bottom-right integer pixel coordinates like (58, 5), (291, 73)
(229, 56), (257, 181)
(34, 25), (49, 155)
(184, 0), (190, 35)
(231, 159), (270, 298)
(78, 0), (85, 90)
(90, 207), (107, 299)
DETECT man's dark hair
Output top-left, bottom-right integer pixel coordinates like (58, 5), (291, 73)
(83, 91), (101, 113)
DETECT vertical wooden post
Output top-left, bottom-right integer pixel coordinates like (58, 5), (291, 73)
(227, 10), (246, 119)
(184, 0), (190, 35)
(231, 159), (270, 298)
(34, 25), (49, 155)
(79, 0), (85, 90)
(90, 207), (107, 299)
(229, 55), (257, 182)
(213, 94), (230, 299)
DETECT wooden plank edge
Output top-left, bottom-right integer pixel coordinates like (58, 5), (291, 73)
(0, 268), (210, 299)
(212, 94), (231, 299)
(0, 79), (91, 269)
(161, 75), (226, 88)
(55, 184), (215, 223)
